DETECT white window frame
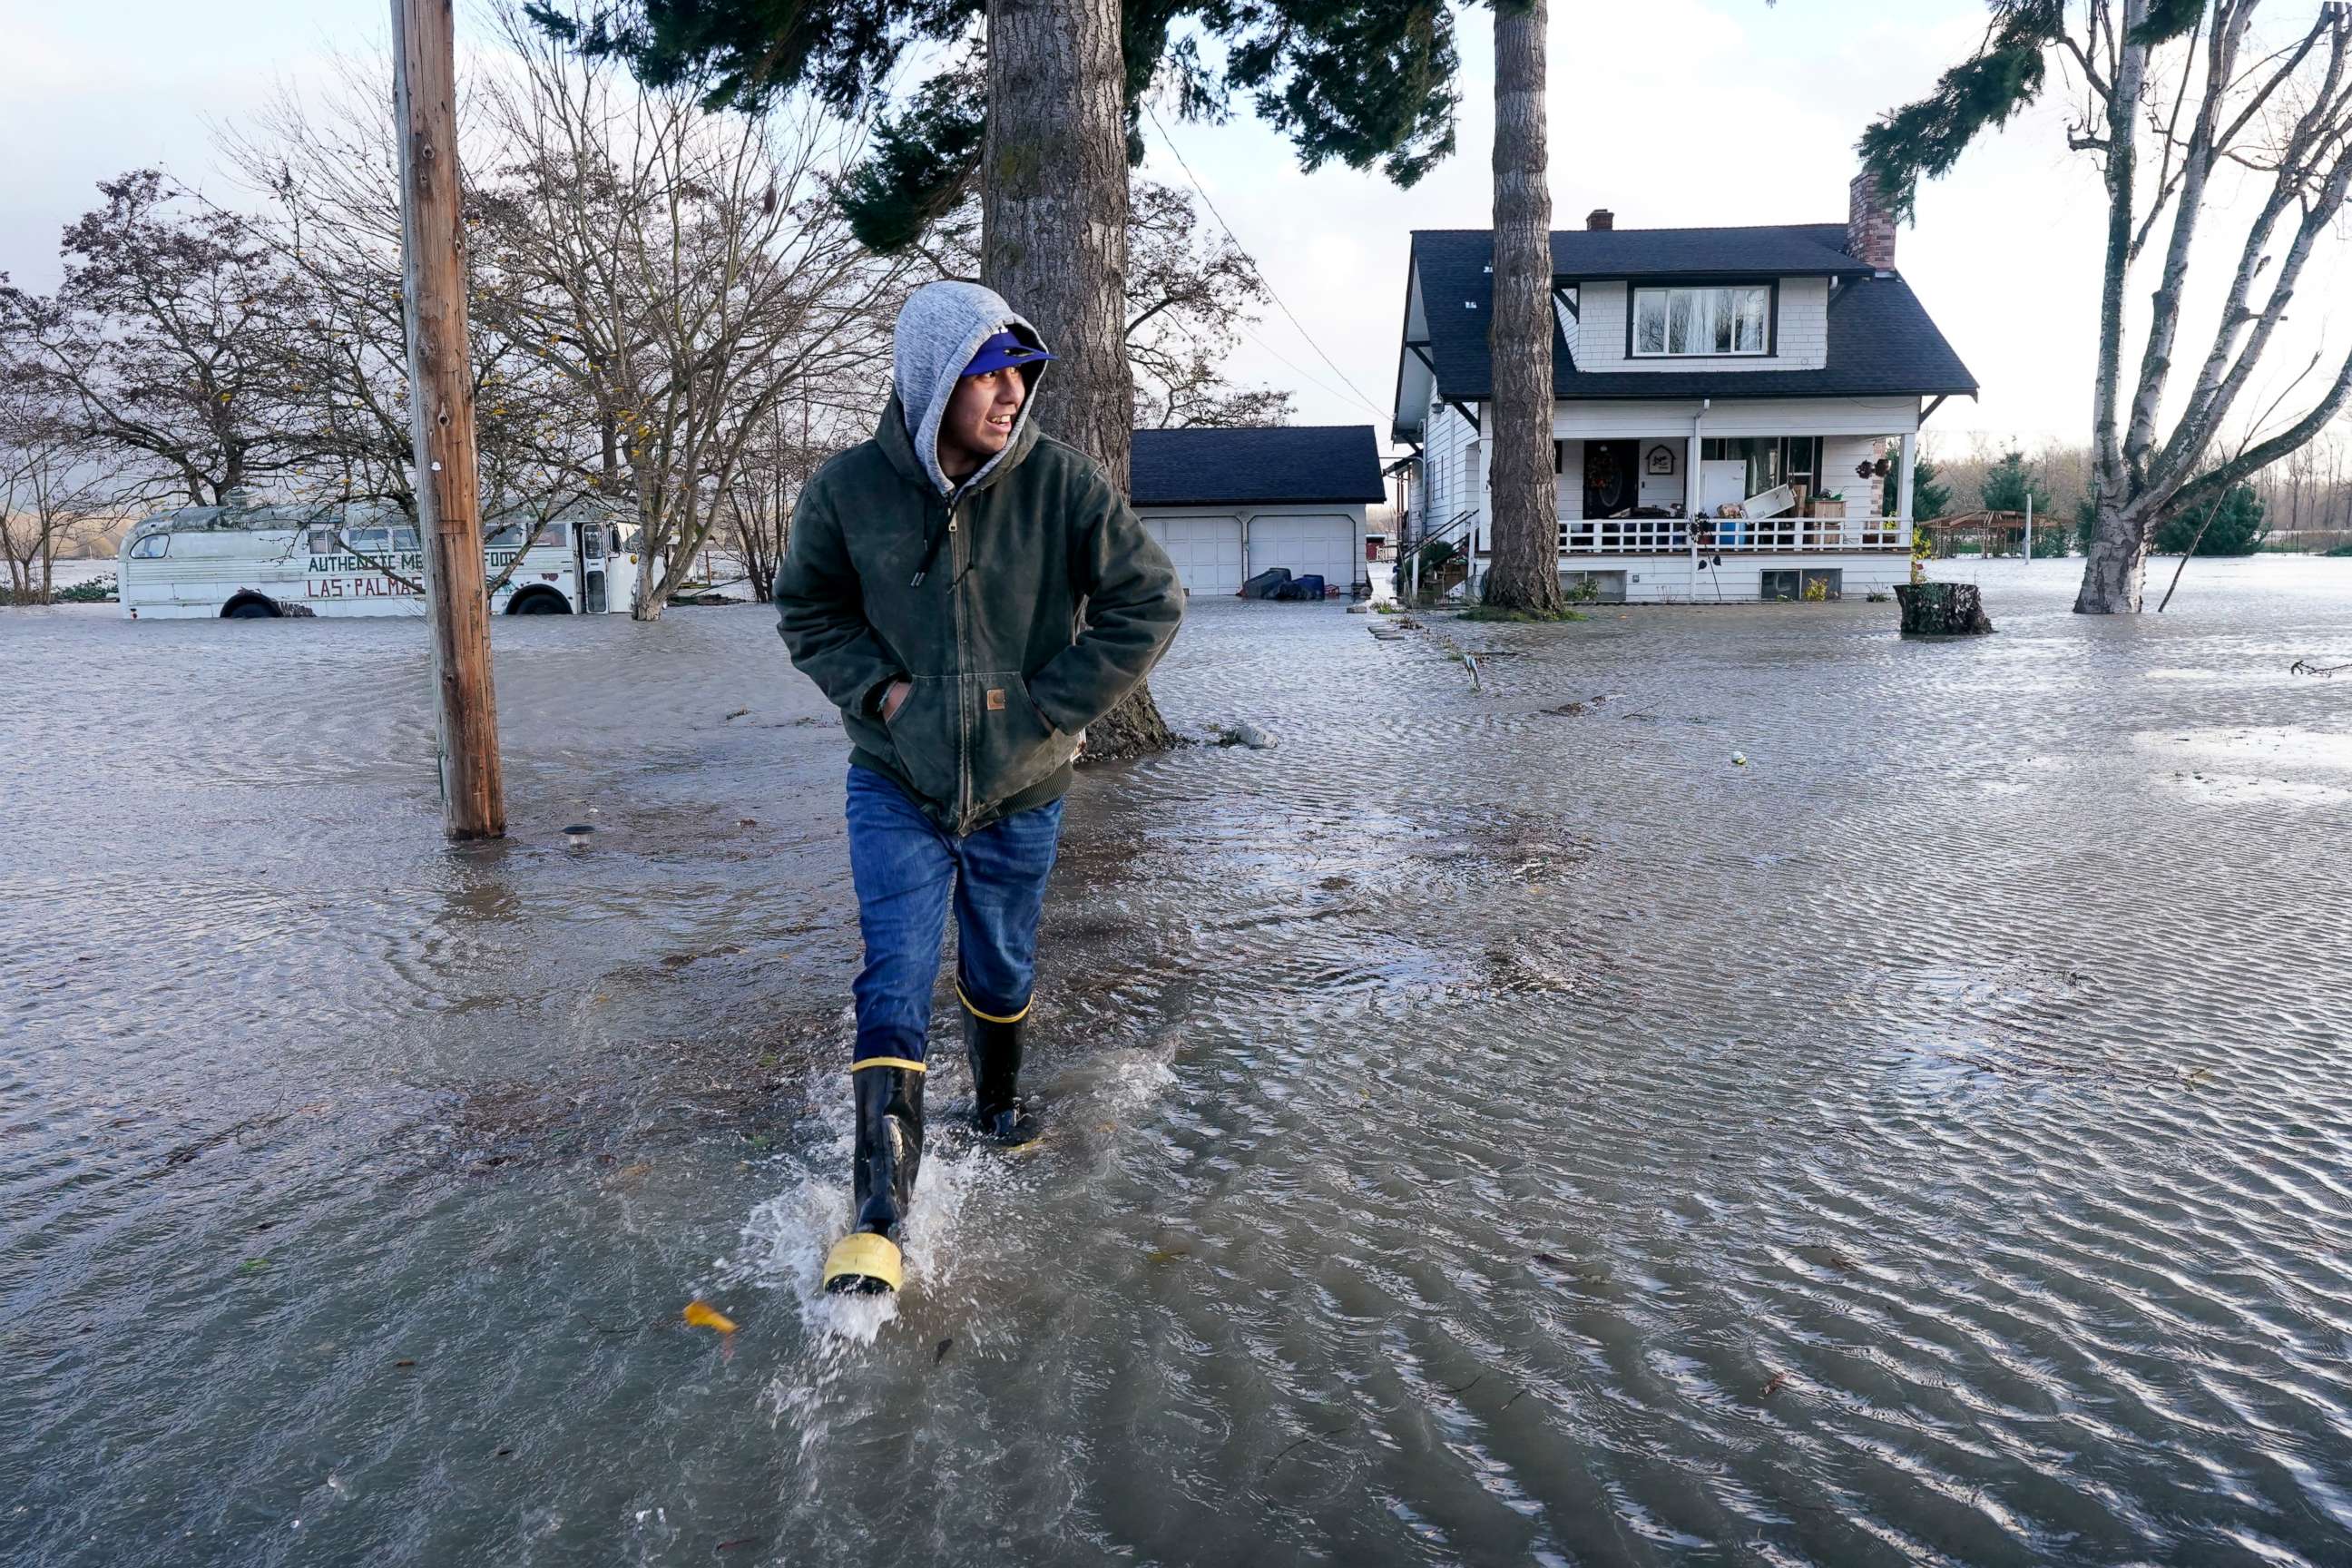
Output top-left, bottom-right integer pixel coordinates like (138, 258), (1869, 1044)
(1631, 284), (1774, 358)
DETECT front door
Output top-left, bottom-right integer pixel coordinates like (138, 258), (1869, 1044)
(1583, 440), (1638, 517)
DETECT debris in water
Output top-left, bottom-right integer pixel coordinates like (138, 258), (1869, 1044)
(724, 708), (750, 720)
(716, 1538), (762, 1552)
(683, 1300), (738, 1333)
(394, 1358), (416, 1367)
(737, 818), (758, 828)
(1759, 1370), (1788, 1398)
(1211, 721), (1277, 750)
(1731, 752), (1748, 767)
(562, 823), (595, 839)
(935, 1337), (955, 1363)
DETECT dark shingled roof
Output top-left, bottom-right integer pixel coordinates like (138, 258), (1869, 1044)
(1406, 226), (1978, 411)
(1538, 221), (1873, 281)
(1130, 425), (1387, 508)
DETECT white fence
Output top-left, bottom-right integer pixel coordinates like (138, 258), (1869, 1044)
(1558, 514), (1911, 554)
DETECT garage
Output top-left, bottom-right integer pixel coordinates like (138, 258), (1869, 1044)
(1247, 513), (1357, 591)
(1142, 514), (1243, 595)
(1132, 425), (1387, 599)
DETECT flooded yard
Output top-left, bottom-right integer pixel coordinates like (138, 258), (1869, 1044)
(5, 557), (2352, 1565)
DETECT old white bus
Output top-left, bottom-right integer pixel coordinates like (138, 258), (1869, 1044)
(117, 498), (638, 620)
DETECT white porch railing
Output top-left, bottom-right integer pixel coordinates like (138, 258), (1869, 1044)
(1556, 514), (1912, 554)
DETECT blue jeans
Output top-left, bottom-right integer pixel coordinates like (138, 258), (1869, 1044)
(844, 767), (1064, 1065)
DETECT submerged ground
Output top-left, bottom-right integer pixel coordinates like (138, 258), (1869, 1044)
(5, 558), (2351, 1566)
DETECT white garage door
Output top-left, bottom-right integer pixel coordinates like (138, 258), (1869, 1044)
(1143, 514), (1243, 594)
(1247, 513), (1358, 593)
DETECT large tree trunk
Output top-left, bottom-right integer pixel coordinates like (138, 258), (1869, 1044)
(2075, 503), (2150, 612)
(1482, 0), (1563, 616)
(984, 0), (1174, 756)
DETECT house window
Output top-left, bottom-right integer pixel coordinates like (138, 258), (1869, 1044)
(1760, 568), (1842, 602)
(1700, 436), (1820, 500)
(1632, 285), (1771, 357)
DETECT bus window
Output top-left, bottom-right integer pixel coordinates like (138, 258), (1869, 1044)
(485, 524), (524, 549)
(349, 528), (391, 554)
(530, 520), (569, 550)
(583, 524), (605, 560)
(389, 526), (420, 552)
(130, 534), (170, 559)
(307, 526), (338, 554)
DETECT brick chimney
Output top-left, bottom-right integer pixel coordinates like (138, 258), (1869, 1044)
(1585, 208), (1614, 231)
(1847, 170), (1896, 270)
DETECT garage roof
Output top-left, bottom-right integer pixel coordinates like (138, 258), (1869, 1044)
(1131, 425), (1387, 508)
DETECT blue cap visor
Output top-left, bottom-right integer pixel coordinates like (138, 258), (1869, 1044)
(963, 331), (1054, 377)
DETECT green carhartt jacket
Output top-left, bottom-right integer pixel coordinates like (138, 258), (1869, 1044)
(774, 373), (1183, 836)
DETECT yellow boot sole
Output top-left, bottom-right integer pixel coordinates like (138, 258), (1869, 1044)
(821, 1231), (903, 1295)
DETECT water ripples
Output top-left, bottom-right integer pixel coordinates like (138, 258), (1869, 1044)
(7, 561), (2352, 1563)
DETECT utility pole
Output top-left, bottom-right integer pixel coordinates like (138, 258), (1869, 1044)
(392, 0), (505, 839)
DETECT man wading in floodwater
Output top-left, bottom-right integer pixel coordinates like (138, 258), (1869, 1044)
(775, 281), (1183, 1296)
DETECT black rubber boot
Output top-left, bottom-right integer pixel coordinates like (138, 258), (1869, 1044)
(964, 1008), (1042, 1147)
(821, 1061), (926, 1294)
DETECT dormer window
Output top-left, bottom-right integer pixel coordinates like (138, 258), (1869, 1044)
(1631, 283), (1773, 357)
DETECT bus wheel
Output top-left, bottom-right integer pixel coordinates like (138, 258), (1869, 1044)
(223, 596), (279, 620)
(508, 589), (571, 615)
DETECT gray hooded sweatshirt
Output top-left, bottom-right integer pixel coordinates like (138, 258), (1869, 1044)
(773, 281), (1184, 834)
(891, 280), (1049, 497)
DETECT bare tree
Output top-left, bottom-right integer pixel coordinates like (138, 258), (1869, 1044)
(480, 6), (910, 620)
(1125, 181), (1294, 428)
(0, 172), (310, 509)
(0, 376), (109, 603)
(215, 55), (603, 585)
(1867, 1), (2352, 612)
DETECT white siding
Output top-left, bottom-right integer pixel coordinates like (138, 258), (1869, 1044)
(1636, 441), (1687, 510)
(1820, 436), (1884, 517)
(1553, 397), (1918, 439)
(1573, 278), (1830, 373)
(1421, 397), (1485, 548)
(1555, 554), (1910, 603)
(1555, 438), (1583, 524)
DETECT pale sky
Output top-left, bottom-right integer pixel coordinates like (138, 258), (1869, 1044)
(8, 0), (2349, 458)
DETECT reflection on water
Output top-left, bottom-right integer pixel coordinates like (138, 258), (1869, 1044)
(6, 556), (2352, 1565)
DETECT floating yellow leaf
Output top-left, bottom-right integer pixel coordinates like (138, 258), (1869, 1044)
(683, 1300), (737, 1333)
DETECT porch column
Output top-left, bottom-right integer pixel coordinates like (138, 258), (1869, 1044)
(1896, 430), (1919, 544)
(1689, 412), (1704, 595)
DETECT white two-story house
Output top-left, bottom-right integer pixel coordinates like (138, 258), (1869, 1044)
(1391, 173), (1976, 603)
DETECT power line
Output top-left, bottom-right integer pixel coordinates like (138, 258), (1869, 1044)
(1144, 103), (1393, 424)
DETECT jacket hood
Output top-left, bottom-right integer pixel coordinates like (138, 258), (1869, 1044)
(892, 280), (1052, 496)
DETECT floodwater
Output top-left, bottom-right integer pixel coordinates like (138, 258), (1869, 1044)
(5, 557), (2352, 1566)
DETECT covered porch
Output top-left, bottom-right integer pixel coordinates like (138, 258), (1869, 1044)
(1548, 397), (1923, 558)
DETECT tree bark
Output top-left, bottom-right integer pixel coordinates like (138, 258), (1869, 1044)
(984, 0), (1175, 755)
(2077, 0), (2150, 615)
(1482, 0), (1563, 615)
